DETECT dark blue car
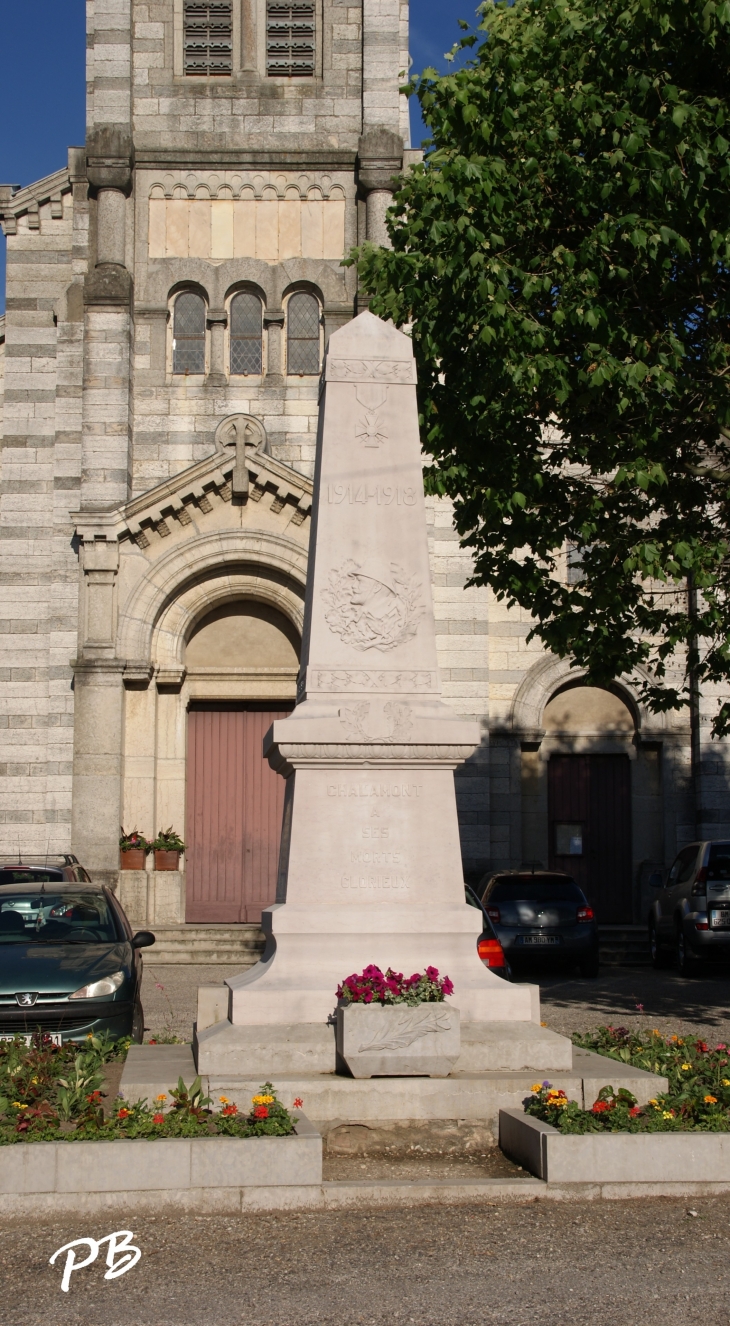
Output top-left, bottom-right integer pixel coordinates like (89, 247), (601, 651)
(0, 873), (154, 1043)
(479, 870), (600, 977)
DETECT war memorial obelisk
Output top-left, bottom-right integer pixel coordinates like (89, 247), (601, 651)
(197, 311), (564, 1076)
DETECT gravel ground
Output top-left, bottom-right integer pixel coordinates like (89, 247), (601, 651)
(12, 1196), (730, 1325)
(140, 960), (730, 1045)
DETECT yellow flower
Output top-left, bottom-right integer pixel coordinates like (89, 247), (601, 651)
(649, 1099), (659, 1108)
(252, 1093), (275, 1105)
(722, 1079), (730, 1087)
(12, 1103), (27, 1110)
(31, 1077), (38, 1084)
(704, 1095), (718, 1104)
(219, 1095), (230, 1104)
(554, 1097), (568, 1108)
(662, 1111), (674, 1120)
(652, 1029), (661, 1036)
(681, 1064), (691, 1071)
(531, 1084), (542, 1093)
(155, 1093), (167, 1102)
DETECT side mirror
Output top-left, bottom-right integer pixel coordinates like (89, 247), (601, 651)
(648, 871), (664, 889)
(132, 930), (156, 949)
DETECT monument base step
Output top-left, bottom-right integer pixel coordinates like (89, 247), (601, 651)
(193, 1018), (573, 1077)
(119, 1043), (667, 1139)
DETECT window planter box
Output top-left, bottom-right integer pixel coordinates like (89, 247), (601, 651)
(120, 848), (147, 871)
(336, 1003), (460, 1078)
(153, 850), (181, 871)
(499, 1107), (730, 1184)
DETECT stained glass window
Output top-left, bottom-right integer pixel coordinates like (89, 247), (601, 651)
(230, 292), (263, 375)
(173, 292), (206, 374)
(184, 1), (232, 76)
(267, 1), (315, 77)
(286, 292), (320, 375)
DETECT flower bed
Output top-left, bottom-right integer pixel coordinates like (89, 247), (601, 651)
(524, 1027), (730, 1134)
(0, 1033), (300, 1144)
(336, 964), (453, 1005)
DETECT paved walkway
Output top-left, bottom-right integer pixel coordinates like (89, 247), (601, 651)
(141, 960), (730, 1045)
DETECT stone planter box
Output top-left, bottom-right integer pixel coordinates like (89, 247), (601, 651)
(336, 1003), (460, 1078)
(499, 1107), (730, 1184)
(154, 850), (181, 871)
(120, 848), (146, 871)
(0, 1115), (321, 1214)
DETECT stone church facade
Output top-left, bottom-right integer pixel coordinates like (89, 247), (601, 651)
(0, 0), (725, 937)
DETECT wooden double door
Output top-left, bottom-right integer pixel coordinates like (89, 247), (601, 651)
(185, 704), (291, 923)
(548, 753), (632, 923)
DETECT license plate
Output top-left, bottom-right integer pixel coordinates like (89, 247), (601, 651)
(710, 910), (730, 929)
(0, 1032), (62, 1046)
(520, 935), (560, 946)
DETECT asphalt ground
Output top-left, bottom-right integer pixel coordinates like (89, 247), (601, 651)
(10, 1195), (730, 1325)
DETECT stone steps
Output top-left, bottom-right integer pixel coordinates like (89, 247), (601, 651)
(598, 924), (651, 966)
(138, 923), (265, 965)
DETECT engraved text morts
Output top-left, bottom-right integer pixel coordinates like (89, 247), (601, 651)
(196, 312), (539, 1075)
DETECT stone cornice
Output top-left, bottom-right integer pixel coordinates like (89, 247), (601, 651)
(72, 441), (313, 550)
(0, 167), (72, 233)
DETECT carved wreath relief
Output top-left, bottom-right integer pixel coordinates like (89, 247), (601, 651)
(322, 560), (423, 652)
(338, 700), (412, 743)
(357, 1006), (454, 1054)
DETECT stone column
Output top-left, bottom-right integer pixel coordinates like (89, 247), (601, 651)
(357, 128), (404, 249)
(96, 187), (126, 267)
(264, 309), (285, 385)
(207, 307), (228, 385)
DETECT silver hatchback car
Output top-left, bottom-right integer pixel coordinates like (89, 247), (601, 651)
(648, 840), (730, 975)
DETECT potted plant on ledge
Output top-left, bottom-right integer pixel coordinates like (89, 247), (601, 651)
(119, 828), (149, 871)
(335, 965), (460, 1079)
(151, 826), (185, 871)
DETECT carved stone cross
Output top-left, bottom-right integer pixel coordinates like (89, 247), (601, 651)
(214, 414), (267, 496)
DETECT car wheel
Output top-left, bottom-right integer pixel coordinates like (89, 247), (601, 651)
(676, 927), (700, 978)
(578, 955), (600, 979)
(132, 999), (145, 1043)
(650, 923), (671, 969)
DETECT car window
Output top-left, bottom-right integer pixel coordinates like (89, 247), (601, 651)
(487, 877), (585, 903)
(0, 869), (64, 885)
(0, 892), (121, 944)
(676, 846), (701, 885)
(708, 845), (730, 881)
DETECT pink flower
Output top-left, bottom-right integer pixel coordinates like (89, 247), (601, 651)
(425, 966), (440, 981)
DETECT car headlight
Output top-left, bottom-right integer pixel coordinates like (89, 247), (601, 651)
(68, 971), (125, 1000)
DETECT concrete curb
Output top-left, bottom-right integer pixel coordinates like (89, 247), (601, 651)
(499, 1106), (730, 1184)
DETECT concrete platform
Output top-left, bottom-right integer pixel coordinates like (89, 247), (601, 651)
(119, 1042), (667, 1141)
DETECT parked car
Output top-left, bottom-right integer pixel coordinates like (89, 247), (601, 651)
(0, 879), (155, 1043)
(464, 883), (512, 979)
(648, 840), (730, 975)
(0, 854), (92, 886)
(477, 870), (600, 977)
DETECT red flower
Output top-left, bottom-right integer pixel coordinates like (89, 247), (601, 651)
(117, 1107), (131, 1120)
(697, 1041), (709, 1053)
(425, 966), (439, 981)
(628, 1107), (642, 1118)
(591, 1100), (610, 1114)
(153, 1112), (165, 1124)
(254, 1105), (269, 1119)
(86, 1091), (102, 1104)
(293, 1097), (303, 1109)
(221, 1104), (238, 1117)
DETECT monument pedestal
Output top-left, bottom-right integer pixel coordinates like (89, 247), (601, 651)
(197, 310), (572, 1082)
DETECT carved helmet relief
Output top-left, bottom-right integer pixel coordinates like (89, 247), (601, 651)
(322, 560), (423, 652)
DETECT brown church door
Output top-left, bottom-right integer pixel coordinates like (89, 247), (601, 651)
(185, 704), (292, 923)
(548, 754), (632, 923)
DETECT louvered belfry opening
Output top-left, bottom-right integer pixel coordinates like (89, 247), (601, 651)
(266, 1), (315, 77)
(286, 291), (321, 374)
(184, 0), (233, 76)
(230, 292), (263, 375)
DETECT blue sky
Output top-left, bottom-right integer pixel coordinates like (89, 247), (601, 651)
(0, 1), (475, 311)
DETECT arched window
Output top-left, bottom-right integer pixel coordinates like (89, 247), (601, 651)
(230, 292), (263, 375)
(173, 292), (206, 374)
(286, 292), (321, 375)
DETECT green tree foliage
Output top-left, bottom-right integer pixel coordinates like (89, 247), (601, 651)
(356, 0), (730, 732)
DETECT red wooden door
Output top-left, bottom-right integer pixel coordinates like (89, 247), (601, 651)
(548, 754), (632, 923)
(185, 705), (291, 923)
